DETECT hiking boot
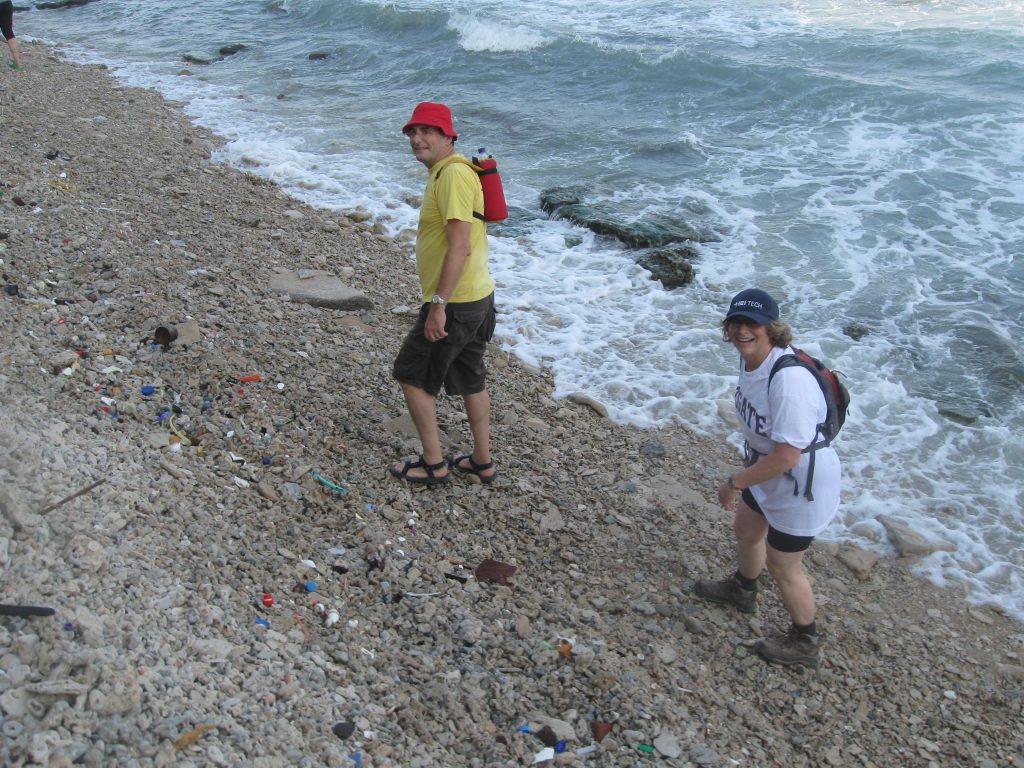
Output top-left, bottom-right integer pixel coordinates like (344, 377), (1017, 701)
(755, 626), (821, 668)
(693, 575), (757, 613)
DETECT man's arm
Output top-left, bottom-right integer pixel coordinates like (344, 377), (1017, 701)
(424, 218), (472, 342)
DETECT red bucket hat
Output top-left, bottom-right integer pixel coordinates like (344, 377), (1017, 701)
(402, 102), (458, 140)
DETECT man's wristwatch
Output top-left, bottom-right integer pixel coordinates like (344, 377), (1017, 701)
(431, 294), (448, 306)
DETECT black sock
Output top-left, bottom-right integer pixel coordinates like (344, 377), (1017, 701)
(734, 569), (758, 592)
(794, 620), (817, 637)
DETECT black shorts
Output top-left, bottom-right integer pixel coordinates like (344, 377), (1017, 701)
(1, 1), (14, 41)
(393, 293), (496, 397)
(742, 488), (816, 554)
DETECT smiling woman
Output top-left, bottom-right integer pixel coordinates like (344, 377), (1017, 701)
(695, 288), (843, 668)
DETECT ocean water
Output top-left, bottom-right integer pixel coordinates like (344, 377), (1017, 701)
(19, 0), (1024, 620)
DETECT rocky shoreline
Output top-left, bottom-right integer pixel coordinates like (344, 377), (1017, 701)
(1, 43), (1022, 767)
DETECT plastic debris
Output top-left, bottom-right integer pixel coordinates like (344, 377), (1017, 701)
(255, 617), (270, 629)
(239, 373), (262, 383)
(325, 610), (340, 627)
(637, 744), (655, 754)
(312, 470), (347, 496)
(532, 747), (555, 764)
(261, 593), (274, 607)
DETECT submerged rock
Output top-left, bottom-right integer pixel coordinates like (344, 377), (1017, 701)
(539, 186), (714, 287)
(638, 244), (698, 289)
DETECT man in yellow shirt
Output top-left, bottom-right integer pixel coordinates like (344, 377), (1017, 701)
(390, 102), (497, 486)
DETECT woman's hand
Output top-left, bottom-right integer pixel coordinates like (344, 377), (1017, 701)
(719, 477), (739, 509)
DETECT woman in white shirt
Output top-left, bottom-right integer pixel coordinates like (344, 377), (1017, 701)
(695, 289), (841, 668)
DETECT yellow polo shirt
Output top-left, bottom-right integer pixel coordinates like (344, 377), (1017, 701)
(416, 154), (494, 304)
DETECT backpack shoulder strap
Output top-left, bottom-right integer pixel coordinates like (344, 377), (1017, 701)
(435, 156), (483, 175)
(433, 157), (486, 221)
(767, 351), (800, 387)
(766, 348), (824, 501)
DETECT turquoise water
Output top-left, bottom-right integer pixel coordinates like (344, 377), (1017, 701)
(20, 0), (1024, 619)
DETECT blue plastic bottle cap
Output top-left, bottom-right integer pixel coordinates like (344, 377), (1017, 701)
(141, 385), (156, 396)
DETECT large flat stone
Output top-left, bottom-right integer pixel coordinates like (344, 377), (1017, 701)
(268, 270), (372, 310)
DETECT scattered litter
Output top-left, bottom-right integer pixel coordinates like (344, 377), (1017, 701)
(474, 558), (517, 586)
(591, 722), (612, 742)
(312, 470), (347, 496)
(153, 325), (177, 345)
(532, 747), (554, 764)
(332, 721), (356, 740)
(173, 723), (217, 751)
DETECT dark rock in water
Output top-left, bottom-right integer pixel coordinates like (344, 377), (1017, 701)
(182, 54), (216, 66)
(308, 52), (332, 61)
(638, 245), (698, 289)
(219, 44), (248, 57)
(35, 0), (98, 9)
(539, 185), (713, 287)
(539, 187), (583, 212)
(844, 323), (870, 340)
(539, 186), (717, 249)
(938, 409), (978, 426)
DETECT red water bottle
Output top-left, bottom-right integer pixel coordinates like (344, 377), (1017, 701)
(472, 147), (508, 223)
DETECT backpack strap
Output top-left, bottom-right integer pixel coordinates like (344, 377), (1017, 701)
(435, 157), (486, 221)
(767, 352), (818, 502)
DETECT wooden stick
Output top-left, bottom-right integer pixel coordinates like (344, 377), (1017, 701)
(36, 478), (105, 515)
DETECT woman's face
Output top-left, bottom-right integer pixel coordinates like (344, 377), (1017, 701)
(726, 317), (773, 367)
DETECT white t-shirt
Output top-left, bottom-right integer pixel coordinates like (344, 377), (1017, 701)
(734, 346), (841, 536)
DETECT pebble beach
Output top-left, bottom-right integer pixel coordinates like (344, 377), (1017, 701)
(1, 43), (1023, 767)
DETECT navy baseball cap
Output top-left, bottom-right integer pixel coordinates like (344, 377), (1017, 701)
(725, 289), (780, 325)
